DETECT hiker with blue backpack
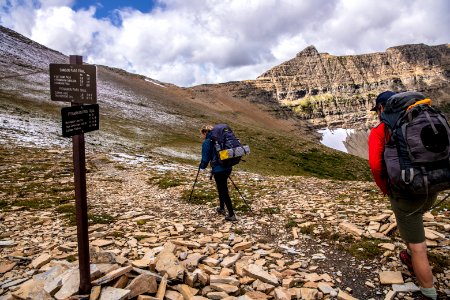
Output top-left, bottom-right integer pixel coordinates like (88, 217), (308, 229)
(196, 124), (251, 221)
(368, 91), (450, 300)
(199, 125), (236, 221)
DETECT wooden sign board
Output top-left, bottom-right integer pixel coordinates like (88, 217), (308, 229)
(50, 64), (97, 103)
(61, 104), (99, 137)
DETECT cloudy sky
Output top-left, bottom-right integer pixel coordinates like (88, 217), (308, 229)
(1, 0), (449, 87)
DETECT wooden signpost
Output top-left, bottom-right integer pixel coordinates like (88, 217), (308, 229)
(50, 55), (97, 295)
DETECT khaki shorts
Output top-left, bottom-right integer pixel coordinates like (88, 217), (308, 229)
(389, 193), (437, 244)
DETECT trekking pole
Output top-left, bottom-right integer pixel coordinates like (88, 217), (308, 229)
(189, 165), (201, 202)
(229, 176), (253, 214)
(430, 193), (450, 210)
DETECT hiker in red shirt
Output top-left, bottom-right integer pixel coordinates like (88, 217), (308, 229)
(368, 91), (438, 300)
(368, 91), (394, 195)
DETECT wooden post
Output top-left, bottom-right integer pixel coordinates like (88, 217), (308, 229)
(69, 55), (91, 295)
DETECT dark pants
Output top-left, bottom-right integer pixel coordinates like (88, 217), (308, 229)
(213, 169), (234, 216)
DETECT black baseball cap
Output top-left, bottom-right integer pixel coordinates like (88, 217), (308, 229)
(370, 91), (395, 111)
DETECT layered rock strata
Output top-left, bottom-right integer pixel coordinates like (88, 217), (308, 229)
(251, 44), (450, 128)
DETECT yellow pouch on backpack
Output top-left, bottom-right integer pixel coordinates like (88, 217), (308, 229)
(219, 149), (231, 160)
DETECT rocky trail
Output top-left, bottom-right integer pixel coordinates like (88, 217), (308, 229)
(0, 145), (449, 300)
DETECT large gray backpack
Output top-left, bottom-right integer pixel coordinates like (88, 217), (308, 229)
(381, 91), (450, 195)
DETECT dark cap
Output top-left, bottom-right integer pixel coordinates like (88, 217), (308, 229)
(370, 91), (395, 111)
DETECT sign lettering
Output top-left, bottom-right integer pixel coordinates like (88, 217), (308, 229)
(50, 64), (97, 103)
(61, 104), (99, 137)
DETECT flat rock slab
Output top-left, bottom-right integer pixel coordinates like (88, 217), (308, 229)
(379, 271), (404, 285)
(378, 243), (395, 251)
(125, 274), (158, 298)
(54, 268), (80, 300)
(317, 282), (335, 294)
(155, 251), (185, 280)
(300, 288), (318, 300)
(233, 241), (253, 252)
(132, 215), (153, 222)
(1, 277), (29, 289)
(221, 253), (241, 268)
(339, 222), (363, 236)
(12, 279), (52, 300)
(0, 240), (16, 247)
(91, 239), (115, 247)
(392, 282), (420, 292)
(244, 264), (279, 286)
(99, 286), (130, 300)
(337, 289), (358, 300)
(31, 253), (52, 269)
(210, 283), (239, 294)
(0, 261), (17, 274)
(92, 265), (133, 285)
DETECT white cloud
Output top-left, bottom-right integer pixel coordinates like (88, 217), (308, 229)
(0, 0), (448, 86)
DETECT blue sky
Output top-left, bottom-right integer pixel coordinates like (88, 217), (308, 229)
(0, 0), (449, 87)
(71, 0), (158, 19)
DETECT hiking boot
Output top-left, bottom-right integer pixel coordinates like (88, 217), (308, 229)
(216, 207), (226, 216)
(225, 214), (237, 222)
(399, 250), (414, 273)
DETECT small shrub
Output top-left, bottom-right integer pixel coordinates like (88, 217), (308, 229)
(428, 252), (450, 273)
(299, 225), (315, 235)
(344, 238), (383, 260)
(181, 189), (216, 205)
(88, 213), (115, 224)
(0, 200), (9, 209)
(157, 177), (183, 189)
(262, 206), (280, 215)
(285, 219), (297, 229)
(234, 228), (244, 235)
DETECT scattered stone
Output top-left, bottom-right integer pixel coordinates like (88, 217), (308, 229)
(339, 222), (363, 236)
(164, 290), (184, 300)
(337, 289), (358, 300)
(392, 282), (420, 292)
(210, 283), (239, 294)
(317, 282), (335, 294)
(300, 288), (318, 300)
(273, 287), (290, 300)
(244, 264), (279, 286)
(91, 239), (115, 247)
(378, 243), (395, 251)
(0, 240), (16, 247)
(92, 265), (133, 285)
(0, 261), (16, 274)
(124, 274), (158, 298)
(31, 253), (52, 269)
(90, 285), (101, 300)
(221, 253), (241, 268)
(155, 250), (185, 280)
(11, 279), (52, 300)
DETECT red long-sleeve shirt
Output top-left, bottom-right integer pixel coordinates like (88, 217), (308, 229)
(368, 122), (389, 195)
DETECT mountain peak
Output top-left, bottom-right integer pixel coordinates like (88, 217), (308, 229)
(296, 45), (319, 57)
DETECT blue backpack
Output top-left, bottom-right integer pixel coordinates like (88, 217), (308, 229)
(210, 124), (250, 167)
(381, 91), (450, 195)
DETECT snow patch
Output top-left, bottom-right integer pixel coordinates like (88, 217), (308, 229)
(318, 128), (354, 153)
(145, 78), (166, 88)
(153, 147), (199, 160)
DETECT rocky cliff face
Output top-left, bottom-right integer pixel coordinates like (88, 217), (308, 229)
(251, 44), (450, 129)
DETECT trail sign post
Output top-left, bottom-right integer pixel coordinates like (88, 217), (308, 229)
(50, 55), (97, 295)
